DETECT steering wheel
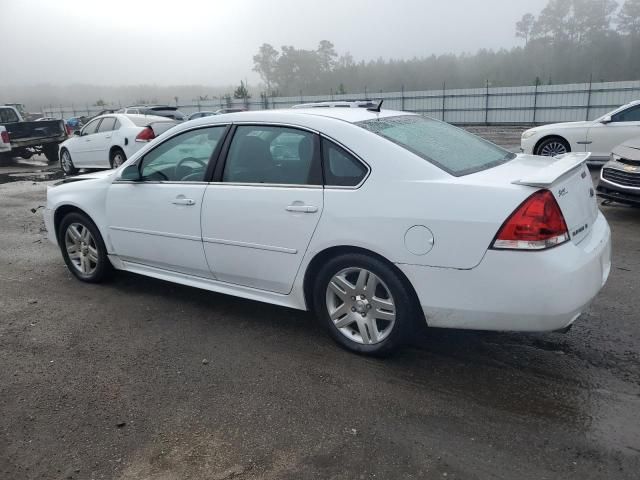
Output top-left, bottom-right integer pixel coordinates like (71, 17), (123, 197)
(176, 157), (207, 171)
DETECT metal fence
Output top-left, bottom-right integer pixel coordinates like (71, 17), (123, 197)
(42, 79), (640, 125)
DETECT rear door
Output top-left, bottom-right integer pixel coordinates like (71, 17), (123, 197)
(201, 124), (324, 294)
(586, 104), (640, 161)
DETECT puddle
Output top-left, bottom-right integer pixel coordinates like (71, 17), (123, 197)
(0, 169), (65, 184)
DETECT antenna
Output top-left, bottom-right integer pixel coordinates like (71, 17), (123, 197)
(367, 99), (383, 113)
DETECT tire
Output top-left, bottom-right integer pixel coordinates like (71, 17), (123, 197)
(60, 148), (78, 175)
(43, 144), (59, 163)
(110, 148), (126, 169)
(535, 137), (570, 157)
(58, 212), (112, 283)
(313, 253), (417, 356)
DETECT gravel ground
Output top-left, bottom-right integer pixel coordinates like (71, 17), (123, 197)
(0, 141), (639, 479)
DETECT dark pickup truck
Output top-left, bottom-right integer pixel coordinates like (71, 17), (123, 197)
(0, 105), (68, 162)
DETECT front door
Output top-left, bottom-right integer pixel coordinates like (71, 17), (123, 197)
(105, 125), (227, 277)
(201, 124), (324, 294)
(586, 104), (640, 161)
(72, 117), (102, 166)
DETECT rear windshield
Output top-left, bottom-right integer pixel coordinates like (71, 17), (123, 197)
(356, 115), (515, 176)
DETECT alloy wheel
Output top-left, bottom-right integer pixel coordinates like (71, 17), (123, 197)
(113, 152), (125, 168)
(539, 141), (568, 156)
(61, 150), (73, 173)
(64, 223), (99, 275)
(325, 267), (396, 345)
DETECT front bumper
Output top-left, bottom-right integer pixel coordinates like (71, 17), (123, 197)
(398, 211), (611, 332)
(597, 164), (640, 206)
(43, 207), (57, 246)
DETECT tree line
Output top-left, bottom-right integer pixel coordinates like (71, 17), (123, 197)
(251, 0), (640, 97)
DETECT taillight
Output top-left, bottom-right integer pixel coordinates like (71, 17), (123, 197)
(135, 127), (155, 142)
(0, 130), (9, 144)
(65, 125), (72, 135)
(492, 189), (569, 250)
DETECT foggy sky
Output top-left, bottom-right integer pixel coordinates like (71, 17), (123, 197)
(1, 0), (548, 87)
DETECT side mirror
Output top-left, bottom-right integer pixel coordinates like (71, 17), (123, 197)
(74, 130), (82, 136)
(601, 115), (612, 124)
(120, 164), (141, 181)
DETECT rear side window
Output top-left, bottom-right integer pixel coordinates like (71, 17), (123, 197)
(0, 108), (19, 123)
(97, 117), (116, 132)
(357, 115), (514, 176)
(322, 139), (367, 186)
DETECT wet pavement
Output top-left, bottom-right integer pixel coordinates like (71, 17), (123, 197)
(0, 151), (639, 479)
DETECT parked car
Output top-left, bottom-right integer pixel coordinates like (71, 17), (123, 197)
(0, 105), (68, 162)
(44, 107), (611, 356)
(596, 136), (640, 206)
(521, 100), (640, 162)
(187, 111), (217, 120)
(58, 113), (176, 174)
(214, 108), (247, 115)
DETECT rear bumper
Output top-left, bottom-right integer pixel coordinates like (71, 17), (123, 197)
(398, 211), (611, 332)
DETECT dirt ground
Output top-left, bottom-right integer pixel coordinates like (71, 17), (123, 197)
(1, 138), (639, 479)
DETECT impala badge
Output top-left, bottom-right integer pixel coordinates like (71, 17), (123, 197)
(558, 188), (568, 197)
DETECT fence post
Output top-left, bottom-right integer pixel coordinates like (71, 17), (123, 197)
(585, 74), (593, 121)
(401, 85), (405, 111)
(532, 78), (540, 125)
(484, 80), (490, 126)
(442, 82), (446, 121)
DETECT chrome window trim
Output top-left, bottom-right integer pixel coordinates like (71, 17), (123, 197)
(202, 236), (298, 254)
(112, 180), (210, 185)
(207, 182), (322, 189)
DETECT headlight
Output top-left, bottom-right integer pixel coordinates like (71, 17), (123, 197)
(610, 153), (621, 163)
(521, 130), (537, 140)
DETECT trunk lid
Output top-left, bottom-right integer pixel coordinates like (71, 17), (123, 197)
(512, 153), (597, 245)
(469, 153), (598, 246)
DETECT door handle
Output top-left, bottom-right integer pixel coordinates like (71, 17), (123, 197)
(172, 198), (196, 206)
(286, 204), (318, 213)
(105, 135), (112, 139)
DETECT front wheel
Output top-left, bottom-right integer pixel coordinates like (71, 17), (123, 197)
(535, 137), (570, 157)
(313, 253), (416, 356)
(60, 149), (78, 175)
(58, 212), (112, 283)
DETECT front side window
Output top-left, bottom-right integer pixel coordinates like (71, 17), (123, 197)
(223, 125), (320, 185)
(612, 105), (640, 123)
(81, 119), (101, 136)
(322, 139), (367, 186)
(97, 117), (116, 132)
(139, 126), (225, 182)
(357, 115), (514, 176)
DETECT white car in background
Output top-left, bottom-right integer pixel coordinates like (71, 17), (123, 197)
(58, 114), (176, 174)
(521, 100), (640, 162)
(44, 107), (611, 356)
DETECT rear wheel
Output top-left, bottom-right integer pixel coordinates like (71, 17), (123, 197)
(313, 253), (416, 356)
(60, 148), (78, 175)
(43, 144), (59, 163)
(535, 137), (570, 157)
(110, 148), (126, 169)
(58, 212), (112, 283)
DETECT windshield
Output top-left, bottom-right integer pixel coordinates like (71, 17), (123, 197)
(357, 115), (515, 176)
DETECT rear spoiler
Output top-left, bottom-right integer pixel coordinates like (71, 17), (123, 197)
(512, 152), (591, 188)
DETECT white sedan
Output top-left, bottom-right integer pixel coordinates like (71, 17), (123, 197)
(44, 108), (611, 355)
(521, 100), (640, 162)
(58, 113), (176, 174)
